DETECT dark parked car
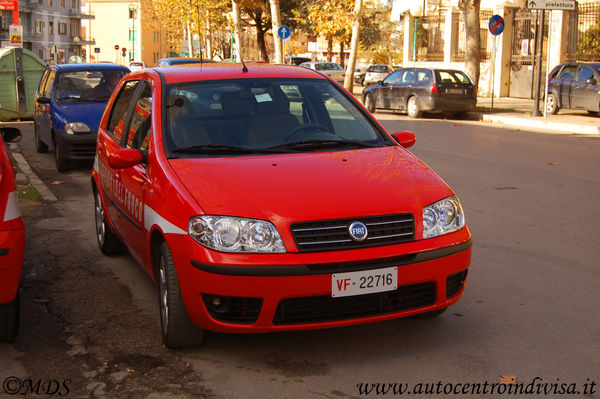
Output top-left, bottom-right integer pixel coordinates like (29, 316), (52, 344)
(33, 63), (130, 171)
(362, 68), (477, 118)
(546, 62), (600, 115)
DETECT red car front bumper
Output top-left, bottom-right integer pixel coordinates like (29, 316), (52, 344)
(165, 230), (472, 333)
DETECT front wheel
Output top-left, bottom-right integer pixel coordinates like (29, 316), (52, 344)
(0, 291), (19, 342)
(546, 93), (559, 115)
(34, 124), (48, 153)
(364, 93), (376, 113)
(54, 140), (70, 172)
(157, 241), (204, 348)
(407, 96), (422, 118)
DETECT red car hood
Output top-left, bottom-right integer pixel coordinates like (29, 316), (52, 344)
(168, 146), (453, 222)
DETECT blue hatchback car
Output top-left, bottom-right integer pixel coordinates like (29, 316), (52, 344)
(34, 63), (130, 171)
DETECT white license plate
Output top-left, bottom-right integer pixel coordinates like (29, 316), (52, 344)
(331, 267), (398, 298)
(447, 88), (464, 94)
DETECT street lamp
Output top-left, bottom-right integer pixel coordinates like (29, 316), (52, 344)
(129, 4), (137, 62)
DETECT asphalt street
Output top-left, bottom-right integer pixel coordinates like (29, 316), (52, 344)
(1, 117), (599, 399)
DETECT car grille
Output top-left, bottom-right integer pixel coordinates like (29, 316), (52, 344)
(71, 143), (97, 158)
(290, 214), (414, 252)
(446, 269), (468, 298)
(273, 282), (435, 325)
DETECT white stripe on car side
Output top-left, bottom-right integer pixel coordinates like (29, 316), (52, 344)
(4, 191), (22, 222)
(144, 205), (186, 235)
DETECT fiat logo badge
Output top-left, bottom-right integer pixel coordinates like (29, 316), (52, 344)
(348, 221), (368, 241)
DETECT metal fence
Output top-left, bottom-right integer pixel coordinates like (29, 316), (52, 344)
(454, 9), (494, 62)
(417, 11), (446, 62)
(566, 2), (600, 62)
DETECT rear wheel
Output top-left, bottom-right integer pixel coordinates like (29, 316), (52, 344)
(94, 189), (125, 255)
(157, 241), (204, 348)
(364, 93), (376, 113)
(0, 291), (19, 342)
(546, 93), (559, 115)
(34, 124), (48, 153)
(407, 96), (422, 118)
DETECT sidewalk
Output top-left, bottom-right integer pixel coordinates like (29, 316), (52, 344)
(473, 97), (600, 135)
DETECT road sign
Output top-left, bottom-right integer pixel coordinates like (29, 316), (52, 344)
(9, 25), (22, 47)
(527, 0), (575, 10)
(488, 15), (505, 35)
(94, 47), (100, 53)
(277, 25), (290, 40)
(121, 47), (126, 53)
(114, 45), (119, 50)
(0, 0), (16, 10)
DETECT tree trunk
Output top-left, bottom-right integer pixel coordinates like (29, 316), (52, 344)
(339, 41), (345, 68)
(269, 0), (283, 63)
(344, 0), (363, 92)
(231, 0), (242, 61)
(327, 36), (333, 61)
(462, 0), (481, 87)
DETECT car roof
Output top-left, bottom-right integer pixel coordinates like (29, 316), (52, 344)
(51, 63), (130, 72)
(150, 63), (329, 84)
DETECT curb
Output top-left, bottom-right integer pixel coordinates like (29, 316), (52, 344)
(481, 114), (600, 134)
(10, 147), (58, 202)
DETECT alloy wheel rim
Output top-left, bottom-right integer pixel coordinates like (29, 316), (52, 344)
(94, 193), (105, 245)
(408, 99), (416, 116)
(159, 258), (169, 336)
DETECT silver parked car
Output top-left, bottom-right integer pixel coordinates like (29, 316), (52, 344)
(363, 64), (393, 86)
(299, 61), (346, 83)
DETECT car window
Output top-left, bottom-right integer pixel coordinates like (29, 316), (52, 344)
(400, 70), (415, 84)
(55, 70), (125, 102)
(416, 70), (432, 84)
(558, 65), (577, 80)
(577, 66), (595, 83)
(125, 83), (152, 151)
(449, 71), (472, 85)
(383, 71), (401, 85)
(42, 70), (55, 98)
(106, 80), (142, 142)
(165, 78), (385, 154)
(369, 65), (389, 73)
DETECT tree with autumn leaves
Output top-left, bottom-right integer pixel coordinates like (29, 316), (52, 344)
(141, 0), (483, 88)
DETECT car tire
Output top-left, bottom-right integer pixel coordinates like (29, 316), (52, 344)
(54, 140), (70, 172)
(587, 110), (598, 116)
(453, 111), (468, 120)
(34, 124), (48, 153)
(546, 93), (559, 115)
(0, 291), (19, 342)
(157, 241), (204, 349)
(407, 96), (422, 118)
(364, 93), (376, 113)
(94, 189), (125, 256)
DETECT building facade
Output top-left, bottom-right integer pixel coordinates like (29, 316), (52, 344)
(1, 0), (94, 63)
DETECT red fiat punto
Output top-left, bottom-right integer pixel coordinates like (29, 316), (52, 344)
(0, 127), (25, 342)
(91, 63), (472, 348)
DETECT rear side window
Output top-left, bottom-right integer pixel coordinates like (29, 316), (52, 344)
(106, 80), (141, 142)
(416, 70), (432, 84)
(42, 70), (55, 98)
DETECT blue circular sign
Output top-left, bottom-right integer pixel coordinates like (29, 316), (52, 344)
(277, 25), (291, 40)
(348, 221), (368, 242)
(488, 15), (505, 35)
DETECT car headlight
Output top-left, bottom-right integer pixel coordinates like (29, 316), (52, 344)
(189, 216), (286, 253)
(422, 196), (465, 239)
(65, 122), (91, 135)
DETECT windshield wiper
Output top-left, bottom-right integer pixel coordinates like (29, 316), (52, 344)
(267, 139), (382, 151)
(172, 144), (292, 155)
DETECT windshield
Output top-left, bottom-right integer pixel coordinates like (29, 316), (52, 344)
(55, 70), (125, 102)
(165, 78), (390, 157)
(369, 65), (389, 73)
(315, 63), (343, 71)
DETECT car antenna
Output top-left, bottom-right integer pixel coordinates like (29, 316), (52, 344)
(241, 57), (248, 73)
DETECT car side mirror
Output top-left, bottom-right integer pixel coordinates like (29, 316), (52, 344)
(108, 148), (144, 169)
(36, 96), (51, 104)
(391, 131), (416, 149)
(587, 78), (597, 85)
(0, 127), (22, 143)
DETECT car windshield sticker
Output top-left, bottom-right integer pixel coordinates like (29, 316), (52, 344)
(255, 93), (272, 103)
